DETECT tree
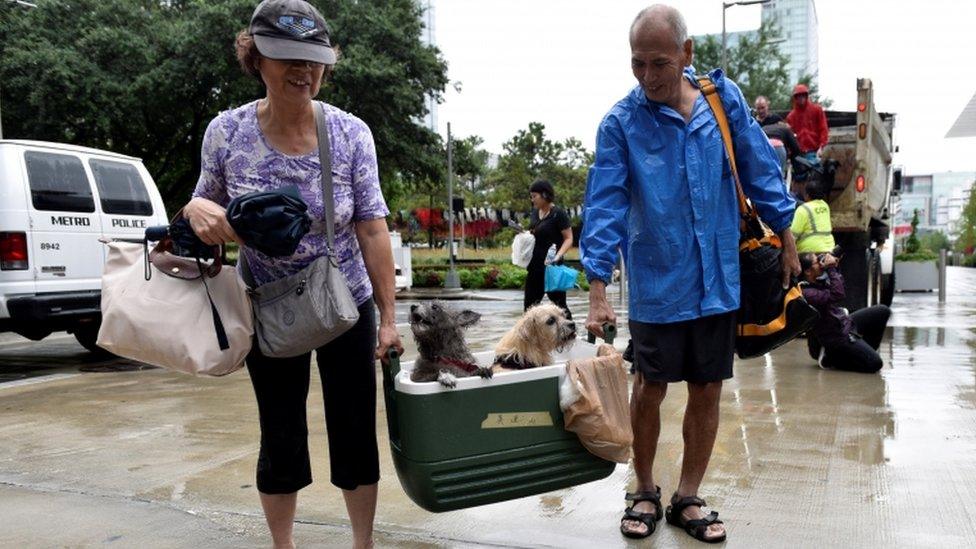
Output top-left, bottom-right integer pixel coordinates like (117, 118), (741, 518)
(451, 135), (490, 202)
(321, 0), (448, 195)
(383, 134), (488, 212)
(955, 184), (976, 256)
(920, 230), (950, 253)
(483, 122), (591, 211)
(904, 210), (923, 254)
(0, 0), (237, 211)
(693, 20), (831, 111)
(693, 20), (791, 109)
(0, 0), (447, 212)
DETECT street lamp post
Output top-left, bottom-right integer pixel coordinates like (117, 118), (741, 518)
(444, 122), (460, 289)
(721, 0), (771, 72)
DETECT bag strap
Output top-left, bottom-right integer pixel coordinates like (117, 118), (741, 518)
(239, 102), (335, 288)
(696, 75), (756, 222)
(195, 257), (230, 351)
(312, 102), (336, 253)
(145, 207), (222, 281)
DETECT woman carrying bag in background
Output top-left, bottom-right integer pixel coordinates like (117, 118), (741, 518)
(523, 179), (575, 319)
(183, 1), (402, 548)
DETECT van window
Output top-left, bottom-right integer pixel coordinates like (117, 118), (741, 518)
(24, 151), (95, 213)
(89, 159), (153, 216)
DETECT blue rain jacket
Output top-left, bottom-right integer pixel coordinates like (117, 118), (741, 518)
(581, 68), (795, 324)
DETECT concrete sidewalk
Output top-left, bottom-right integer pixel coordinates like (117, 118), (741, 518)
(2, 269), (976, 547)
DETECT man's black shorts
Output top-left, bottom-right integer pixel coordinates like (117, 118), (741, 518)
(629, 311), (736, 384)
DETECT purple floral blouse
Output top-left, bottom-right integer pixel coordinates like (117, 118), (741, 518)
(193, 100), (389, 306)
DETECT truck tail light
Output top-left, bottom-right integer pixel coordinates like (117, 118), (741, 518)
(859, 123), (867, 139)
(857, 103), (866, 112)
(0, 232), (29, 270)
(856, 175), (866, 193)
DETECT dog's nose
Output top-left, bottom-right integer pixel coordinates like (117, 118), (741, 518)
(568, 322), (576, 331)
(410, 304), (418, 312)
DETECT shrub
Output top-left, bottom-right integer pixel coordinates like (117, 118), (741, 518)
(963, 254), (976, 268)
(495, 265), (527, 289)
(458, 268), (484, 289)
(898, 209), (938, 262)
(412, 269), (444, 288)
(895, 250), (938, 262)
(904, 210), (923, 254)
(413, 255), (441, 266)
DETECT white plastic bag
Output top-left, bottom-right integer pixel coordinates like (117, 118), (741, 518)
(511, 232), (535, 268)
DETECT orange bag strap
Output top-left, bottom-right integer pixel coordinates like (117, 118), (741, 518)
(696, 75), (756, 222)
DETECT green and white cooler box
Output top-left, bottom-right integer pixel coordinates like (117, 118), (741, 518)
(382, 341), (617, 512)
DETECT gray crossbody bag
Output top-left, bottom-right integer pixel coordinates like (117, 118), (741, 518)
(239, 103), (360, 358)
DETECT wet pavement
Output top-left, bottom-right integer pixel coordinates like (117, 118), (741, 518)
(2, 268), (976, 547)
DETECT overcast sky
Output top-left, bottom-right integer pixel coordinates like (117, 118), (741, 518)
(433, 0), (976, 176)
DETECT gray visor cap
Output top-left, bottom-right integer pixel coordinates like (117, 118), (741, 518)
(253, 34), (336, 64)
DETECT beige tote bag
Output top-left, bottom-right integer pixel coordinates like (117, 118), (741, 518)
(97, 240), (253, 376)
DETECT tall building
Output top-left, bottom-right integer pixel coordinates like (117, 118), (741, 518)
(693, 0), (819, 86)
(761, 0), (819, 85)
(419, 0), (438, 132)
(897, 171), (976, 236)
(690, 29), (755, 57)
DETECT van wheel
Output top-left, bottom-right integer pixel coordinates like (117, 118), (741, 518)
(73, 325), (111, 357)
(15, 327), (52, 341)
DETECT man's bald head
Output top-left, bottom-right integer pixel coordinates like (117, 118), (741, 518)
(755, 95), (770, 120)
(629, 4), (693, 108)
(630, 4), (688, 50)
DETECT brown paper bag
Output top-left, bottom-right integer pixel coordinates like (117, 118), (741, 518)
(562, 344), (632, 463)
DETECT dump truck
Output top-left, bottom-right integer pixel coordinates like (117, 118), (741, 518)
(791, 78), (899, 312)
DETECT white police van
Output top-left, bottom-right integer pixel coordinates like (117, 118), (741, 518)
(0, 140), (169, 352)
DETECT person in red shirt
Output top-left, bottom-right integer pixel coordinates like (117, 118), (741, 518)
(786, 83), (829, 157)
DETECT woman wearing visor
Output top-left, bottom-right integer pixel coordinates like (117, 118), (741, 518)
(184, 1), (402, 547)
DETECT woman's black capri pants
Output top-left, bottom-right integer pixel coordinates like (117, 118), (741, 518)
(246, 299), (379, 493)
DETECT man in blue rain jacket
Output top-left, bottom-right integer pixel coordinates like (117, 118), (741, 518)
(581, 5), (797, 543)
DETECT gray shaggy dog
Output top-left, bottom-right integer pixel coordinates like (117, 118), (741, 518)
(409, 301), (493, 388)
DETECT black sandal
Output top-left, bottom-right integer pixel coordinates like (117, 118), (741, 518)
(665, 493), (727, 543)
(619, 487), (663, 539)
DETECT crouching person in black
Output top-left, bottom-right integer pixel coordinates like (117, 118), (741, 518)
(800, 252), (891, 373)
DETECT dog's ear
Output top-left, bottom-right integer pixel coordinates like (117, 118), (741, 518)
(456, 309), (481, 327)
(518, 316), (534, 341)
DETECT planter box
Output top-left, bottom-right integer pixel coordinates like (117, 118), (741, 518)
(895, 260), (939, 292)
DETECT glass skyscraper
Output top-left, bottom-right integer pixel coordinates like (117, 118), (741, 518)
(761, 0), (819, 85)
(420, 0), (438, 132)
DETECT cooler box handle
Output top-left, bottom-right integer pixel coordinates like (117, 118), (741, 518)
(587, 323), (616, 345)
(387, 347), (401, 376)
(381, 348), (402, 446)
